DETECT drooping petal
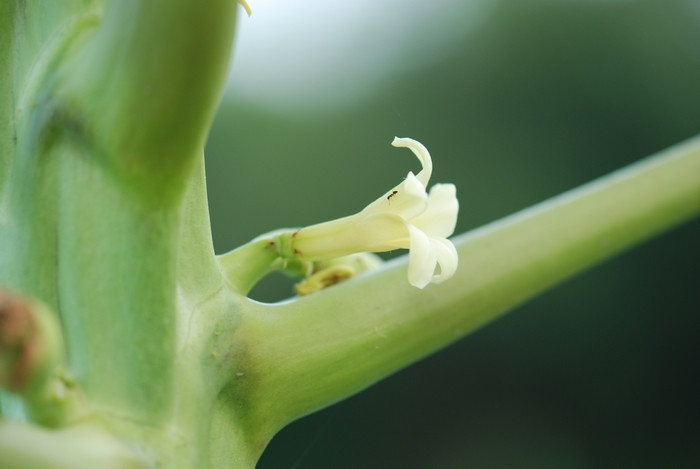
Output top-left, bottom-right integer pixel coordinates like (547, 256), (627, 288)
(410, 183), (458, 238)
(406, 224), (438, 289)
(430, 237), (458, 284)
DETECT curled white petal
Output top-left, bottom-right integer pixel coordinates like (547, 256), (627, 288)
(411, 183), (458, 238)
(392, 137), (433, 187)
(407, 225), (438, 289)
(431, 237), (458, 284)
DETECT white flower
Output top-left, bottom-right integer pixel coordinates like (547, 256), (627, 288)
(290, 137), (459, 289)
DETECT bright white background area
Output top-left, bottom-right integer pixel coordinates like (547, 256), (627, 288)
(226, 0), (490, 113)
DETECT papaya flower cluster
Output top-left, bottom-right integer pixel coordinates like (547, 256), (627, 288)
(279, 137), (459, 290)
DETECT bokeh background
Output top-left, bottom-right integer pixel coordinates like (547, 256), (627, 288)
(205, 0), (700, 467)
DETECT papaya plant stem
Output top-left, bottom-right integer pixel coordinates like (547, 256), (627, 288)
(231, 135), (700, 435)
(54, 0), (237, 202)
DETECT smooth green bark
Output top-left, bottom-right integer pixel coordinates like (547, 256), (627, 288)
(58, 0), (238, 197)
(1, 1), (243, 467)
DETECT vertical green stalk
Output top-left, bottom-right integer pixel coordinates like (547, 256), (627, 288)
(1, 0), (239, 446)
(58, 0), (238, 197)
(0, 0), (13, 203)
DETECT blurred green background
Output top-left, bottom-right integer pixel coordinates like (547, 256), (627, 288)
(205, 0), (700, 467)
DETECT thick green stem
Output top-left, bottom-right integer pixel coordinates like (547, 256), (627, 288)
(1, 1), (242, 465)
(57, 0), (237, 198)
(236, 136), (700, 434)
(0, 1), (13, 202)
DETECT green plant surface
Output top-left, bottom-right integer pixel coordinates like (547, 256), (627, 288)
(1, 1), (699, 468)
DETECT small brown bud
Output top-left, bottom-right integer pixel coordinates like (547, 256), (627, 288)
(0, 289), (41, 392)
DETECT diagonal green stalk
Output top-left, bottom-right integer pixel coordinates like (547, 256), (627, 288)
(222, 135), (700, 439)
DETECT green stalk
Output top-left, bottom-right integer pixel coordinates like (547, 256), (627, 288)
(57, 0), (237, 198)
(1, 2), (240, 466)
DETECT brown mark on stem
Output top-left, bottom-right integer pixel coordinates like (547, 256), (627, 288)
(0, 289), (41, 392)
